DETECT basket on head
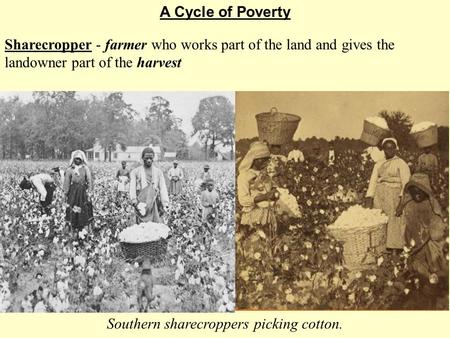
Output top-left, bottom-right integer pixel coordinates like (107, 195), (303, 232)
(256, 107), (301, 145)
(360, 120), (390, 146)
(411, 125), (438, 148)
(120, 238), (167, 263)
(328, 222), (387, 270)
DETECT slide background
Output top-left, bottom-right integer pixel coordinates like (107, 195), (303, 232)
(0, 0), (449, 337)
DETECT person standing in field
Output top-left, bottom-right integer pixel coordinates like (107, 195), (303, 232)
(199, 164), (212, 190)
(417, 146), (439, 174)
(365, 138), (411, 252)
(129, 147), (170, 223)
(417, 146), (439, 192)
(201, 178), (219, 223)
(237, 141), (279, 238)
(397, 173), (447, 278)
(167, 160), (183, 196)
(116, 161), (130, 197)
(64, 150), (93, 232)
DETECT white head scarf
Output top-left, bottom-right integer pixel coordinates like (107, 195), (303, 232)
(69, 150), (88, 175)
(381, 137), (399, 150)
(70, 150), (88, 166)
(238, 141), (270, 173)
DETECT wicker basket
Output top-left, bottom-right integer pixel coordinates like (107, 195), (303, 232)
(360, 120), (390, 146)
(411, 125), (438, 148)
(256, 107), (301, 145)
(120, 238), (167, 262)
(329, 222), (387, 270)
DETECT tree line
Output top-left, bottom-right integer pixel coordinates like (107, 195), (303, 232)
(0, 91), (234, 161)
(236, 111), (449, 162)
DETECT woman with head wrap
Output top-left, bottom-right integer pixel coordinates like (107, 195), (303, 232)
(64, 150), (93, 232)
(167, 160), (184, 195)
(129, 147), (169, 223)
(397, 173), (447, 280)
(237, 141), (279, 240)
(364, 138), (411, 250)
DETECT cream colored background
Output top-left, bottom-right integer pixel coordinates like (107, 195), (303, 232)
(236, 92), (449, 140)
(0, 0), (449, 337)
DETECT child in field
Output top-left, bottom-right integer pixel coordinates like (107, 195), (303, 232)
(116, 161), (130, 197)
(201, 179), (219, 223)
(397, 173), (448, 279)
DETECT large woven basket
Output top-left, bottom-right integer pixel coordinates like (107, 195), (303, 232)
(411, 125), (438, 148)
(120, 238), (167, 262)
(329, 222), (387, 270)
(256, 107), (301, 145)
(360, 120), (390, 146)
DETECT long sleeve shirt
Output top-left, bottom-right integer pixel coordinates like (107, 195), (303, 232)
(30, 174), (54, 201)
(63, 165), (92, 195)
(366, 156), (411, 198)
(168, 167), (184, 180)
(237, 169), (259, 211)
(200, 171), (212, 181)
(201, 189), (219, 208)
(129, 165), (169, 207)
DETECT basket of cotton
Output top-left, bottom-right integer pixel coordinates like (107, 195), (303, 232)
(328, 205), (388, 269)
(410, 121), (438, 148)
(360, 116), (390, 146)
(256, 107), (301, 145)
(119, 222), (170, 261)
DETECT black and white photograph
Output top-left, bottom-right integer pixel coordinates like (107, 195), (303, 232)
(235, 91), (448, 310)
(0, 91), (235, 312)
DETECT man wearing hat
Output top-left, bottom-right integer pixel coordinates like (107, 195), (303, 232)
(200, 164), (212, 191)
(201, 178), (219, 222)
(167, 160), (184, 195)
(130, 147), (170, 222)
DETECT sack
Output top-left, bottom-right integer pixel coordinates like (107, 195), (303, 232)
(156, 195), (164, 216)
(86, 200), (94, 222)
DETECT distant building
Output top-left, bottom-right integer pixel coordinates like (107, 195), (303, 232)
(164, 151), (177, 160)
(86, 142), (161, 162)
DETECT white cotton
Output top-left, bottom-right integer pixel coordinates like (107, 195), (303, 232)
(365, 116), (389, 130)
(277, 188), (302, 217)
(329, 205), (388, 229)
(364, 146), (385, 163)
(118, 222), (170, 243)
(410, 121), (436, 133)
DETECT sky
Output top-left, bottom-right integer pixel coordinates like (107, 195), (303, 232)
(0, 91), (235, 136)
(236, 92), (449, 140)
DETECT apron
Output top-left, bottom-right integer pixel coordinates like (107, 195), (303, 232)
(135, 183), (161, 224)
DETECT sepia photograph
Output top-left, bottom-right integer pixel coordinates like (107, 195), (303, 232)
(235, 91), (449, 310)
(0, 91), (235, 312)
